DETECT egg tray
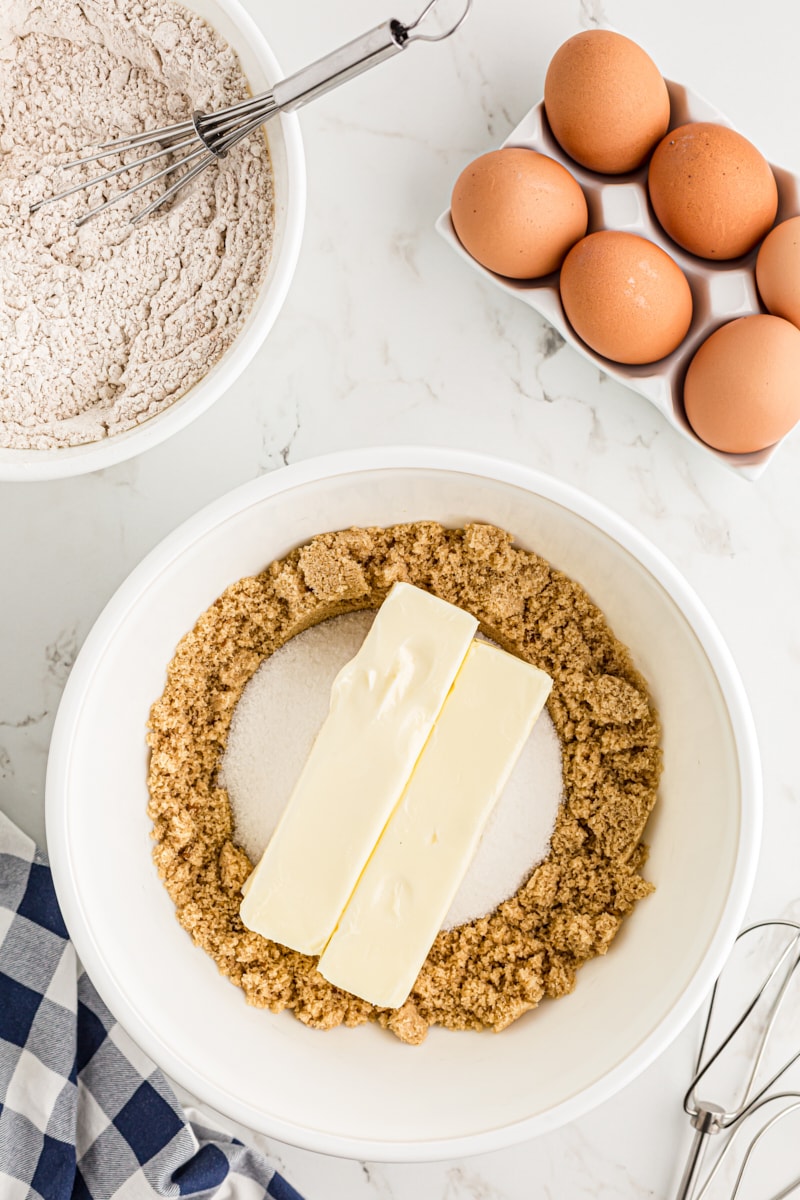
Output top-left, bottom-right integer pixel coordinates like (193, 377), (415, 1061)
(436, 81), (800, 479)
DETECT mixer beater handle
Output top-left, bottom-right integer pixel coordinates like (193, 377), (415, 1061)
(674, 1103), (725, 1200)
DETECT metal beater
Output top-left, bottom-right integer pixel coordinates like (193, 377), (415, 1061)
(31, 0), (472, 226)
(675, 919), (800, 1200)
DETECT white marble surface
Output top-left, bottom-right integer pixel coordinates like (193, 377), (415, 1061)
(2, 0), (800, 1195)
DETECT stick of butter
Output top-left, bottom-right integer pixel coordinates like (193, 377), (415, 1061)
(317, 641), (553, 1009)
(239, 582), (478, 955)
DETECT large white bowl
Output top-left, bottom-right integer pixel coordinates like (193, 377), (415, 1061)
(46, 447), (761, 1160)
(0, 0), (305, 482)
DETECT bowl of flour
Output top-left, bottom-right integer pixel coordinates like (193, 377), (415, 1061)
(0, 0), (305, 479)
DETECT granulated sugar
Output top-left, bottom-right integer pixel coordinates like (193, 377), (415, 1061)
(0, 0), (274, 448)
(221, 611), (563, 931)
(221, 612), (376, 864)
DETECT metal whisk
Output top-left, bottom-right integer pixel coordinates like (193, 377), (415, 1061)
(675, 919), (800, 1200)
(31, 0), (471, 227)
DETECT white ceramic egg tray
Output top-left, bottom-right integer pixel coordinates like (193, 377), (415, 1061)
(437, 82), (800, 479)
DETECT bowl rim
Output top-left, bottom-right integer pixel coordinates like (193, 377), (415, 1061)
(45, 446), (763, 1159)
(0, 0), (306, 483)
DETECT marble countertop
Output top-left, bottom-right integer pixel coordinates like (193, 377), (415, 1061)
(3, 0), (800, 1195)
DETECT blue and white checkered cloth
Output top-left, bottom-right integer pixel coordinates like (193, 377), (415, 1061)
(0, 810), (305, 1200)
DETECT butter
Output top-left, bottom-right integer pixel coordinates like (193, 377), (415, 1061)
(239, 582), (478, 955)
(317, 641), (553, 1008)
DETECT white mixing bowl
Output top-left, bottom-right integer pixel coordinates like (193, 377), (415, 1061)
(0, 0), (305, 482)
(45, 447), (761, 1159)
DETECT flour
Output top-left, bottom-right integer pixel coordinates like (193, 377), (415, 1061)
(0, 0), (274, 449)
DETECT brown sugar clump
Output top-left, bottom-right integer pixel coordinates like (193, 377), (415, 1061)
(147, 523), (662, 1044)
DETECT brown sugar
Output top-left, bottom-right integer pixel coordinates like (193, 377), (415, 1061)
(147, 522), (662, 1045)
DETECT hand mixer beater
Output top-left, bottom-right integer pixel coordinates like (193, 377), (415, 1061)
(31, 0), (472, 226)
(675, 919), (800, 1200)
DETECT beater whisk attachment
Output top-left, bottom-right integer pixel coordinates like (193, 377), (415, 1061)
(30, 0), (472, 227)
(675, 919), (800, 1200)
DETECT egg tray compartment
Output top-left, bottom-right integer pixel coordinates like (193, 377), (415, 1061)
(436, 81), (800, 479)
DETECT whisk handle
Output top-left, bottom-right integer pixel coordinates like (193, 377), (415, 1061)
(272, 20), (408, 113)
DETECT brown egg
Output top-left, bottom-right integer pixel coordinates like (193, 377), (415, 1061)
(543, 30), (670, 174)
(756, 215), (800, 328)
(559, 231), (693, 364)
(684, 315), (800, 452)
(450, 148), (588, 279)
(648, 123), (778, 259)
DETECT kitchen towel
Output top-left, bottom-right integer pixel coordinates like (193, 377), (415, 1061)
(0, 810), (304, 1200)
